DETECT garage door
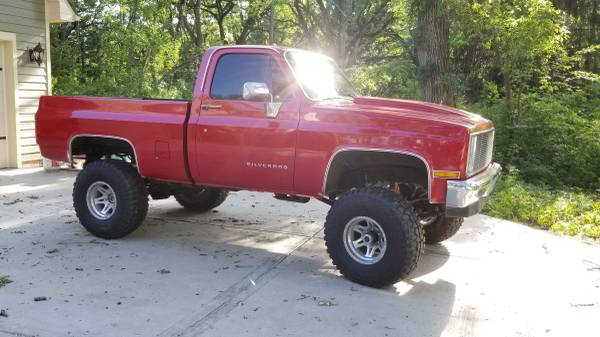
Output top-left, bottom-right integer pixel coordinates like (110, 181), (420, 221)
(0, 41), (8, 168)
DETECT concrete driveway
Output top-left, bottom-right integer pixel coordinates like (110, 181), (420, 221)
(0, 168), (599, 337)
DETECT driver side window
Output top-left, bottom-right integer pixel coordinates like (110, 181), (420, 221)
(210, 53), (291, 101)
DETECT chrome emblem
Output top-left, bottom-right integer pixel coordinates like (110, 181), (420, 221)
(246, 161), (288, 170)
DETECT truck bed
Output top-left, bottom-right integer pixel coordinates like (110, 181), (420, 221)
(36, 96), (193, 183)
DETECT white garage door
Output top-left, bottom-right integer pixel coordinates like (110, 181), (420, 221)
(0, 41), (8, 168)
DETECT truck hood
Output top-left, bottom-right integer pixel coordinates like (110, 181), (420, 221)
(322, 96), (491, 130)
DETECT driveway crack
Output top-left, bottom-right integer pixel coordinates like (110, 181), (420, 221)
(158, 228), (322, 337)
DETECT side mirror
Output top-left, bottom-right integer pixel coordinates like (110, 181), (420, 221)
(242, 81), (282, 119)
(243, 82), (271, 101)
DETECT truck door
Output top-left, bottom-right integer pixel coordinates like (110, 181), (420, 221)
(192, 50), (300, 193)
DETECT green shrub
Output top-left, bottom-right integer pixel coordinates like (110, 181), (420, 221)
(469, 82), (600, 190)
(484, 167), (600, 239)
(347, 59), (420, 100)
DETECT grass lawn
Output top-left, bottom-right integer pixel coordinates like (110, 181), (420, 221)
(484, 170), (600, 241)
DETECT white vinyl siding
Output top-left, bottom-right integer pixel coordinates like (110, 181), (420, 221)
(0, 0), (48, 166)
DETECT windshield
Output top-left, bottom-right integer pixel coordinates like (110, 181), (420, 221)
(286, 50), (356, 100)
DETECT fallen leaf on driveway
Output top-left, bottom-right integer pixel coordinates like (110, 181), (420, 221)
(312, 296), (337, 307)
(3, 199), (23, 206)
(0, 276), (12, 288)
(296, 294), (337, 306)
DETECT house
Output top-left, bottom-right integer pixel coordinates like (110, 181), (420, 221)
(0, 0), (77, 169)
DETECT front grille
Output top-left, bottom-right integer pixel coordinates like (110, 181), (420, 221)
(467, 129), (494, 176)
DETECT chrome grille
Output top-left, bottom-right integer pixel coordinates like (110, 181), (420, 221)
(467, 129), (494, 177)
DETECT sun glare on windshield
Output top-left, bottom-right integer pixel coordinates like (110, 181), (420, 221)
(286, 51), (356, 100)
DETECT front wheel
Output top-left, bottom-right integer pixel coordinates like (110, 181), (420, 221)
(324, 187), (424, 288)
(73, 160), (148, 239)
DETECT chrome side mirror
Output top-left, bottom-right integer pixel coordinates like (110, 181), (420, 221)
(242, 82), (281, 119)
(243, 82), (271, 101)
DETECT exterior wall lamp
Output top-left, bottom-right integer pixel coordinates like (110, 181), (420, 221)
(28, 43), (45, 66)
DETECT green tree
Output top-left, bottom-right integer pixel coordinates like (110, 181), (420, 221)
(411, 0), (454, 105)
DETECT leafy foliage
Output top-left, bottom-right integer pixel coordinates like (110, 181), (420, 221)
(347, 58), (419, 99)
(485, 167), (600, 240)
(471, 82), (600, 190)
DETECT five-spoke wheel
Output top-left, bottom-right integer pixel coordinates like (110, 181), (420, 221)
(343, 216), (387, 264)
(86, 181), (117, 220)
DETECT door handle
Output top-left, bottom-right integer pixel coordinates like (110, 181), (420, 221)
(201, 104), (222, 110)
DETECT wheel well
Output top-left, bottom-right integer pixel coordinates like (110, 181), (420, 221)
(324, 151), (429, 198)
(70, 136), (137, 164)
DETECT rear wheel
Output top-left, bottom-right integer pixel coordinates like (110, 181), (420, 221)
(174, 188), (228, 212)
(324, 187), (424, 288)
(424, 216), (464, 244)
(73, 160), (148, 239)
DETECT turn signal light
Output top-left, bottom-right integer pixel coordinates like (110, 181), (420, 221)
(433, 170), (461, 179)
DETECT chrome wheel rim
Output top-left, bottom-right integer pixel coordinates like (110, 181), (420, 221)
(86, 181), (117, 220)
(343, 216), (387, 264)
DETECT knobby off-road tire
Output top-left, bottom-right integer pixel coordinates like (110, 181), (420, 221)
(424, 216), (464, 244)
(174, 188), (228, 212)
(73, 160), (148, 239)
(324, 187), (424, 288)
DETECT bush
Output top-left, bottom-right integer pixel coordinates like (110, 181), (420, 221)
(469, 82), (600, 190)
(347, 59), (420, 100)
(484, 167), (600, 239)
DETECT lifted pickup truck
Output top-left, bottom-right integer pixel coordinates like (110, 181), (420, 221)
(36, 45), (501, 287)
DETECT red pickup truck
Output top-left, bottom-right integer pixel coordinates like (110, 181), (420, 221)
(36, 45), (501, 287)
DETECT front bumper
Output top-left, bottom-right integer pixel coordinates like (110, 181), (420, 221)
(445, 163), (502, 217)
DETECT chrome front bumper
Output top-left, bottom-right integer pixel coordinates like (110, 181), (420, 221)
(445, 163), (502, 217)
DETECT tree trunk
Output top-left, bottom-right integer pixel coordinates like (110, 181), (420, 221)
(414, 0), (454, 106)
(504, 75), (513, 114)
(338, 0), (346, 66)
(192, 0), (203, 49)
(176, 0), (204, 49)
(217, 18), (226, 44)
(269, 1), (275, 44)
